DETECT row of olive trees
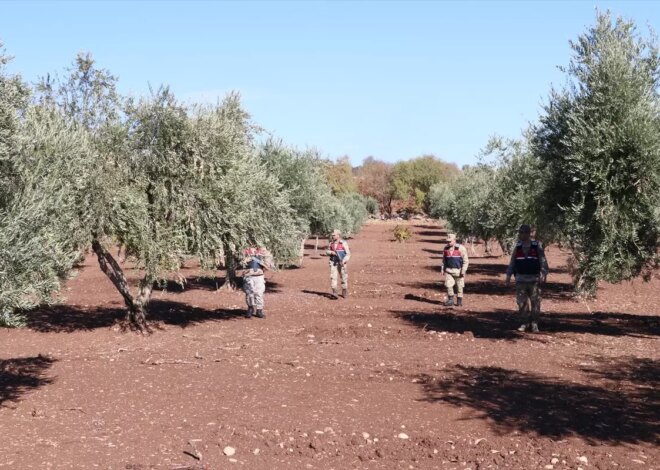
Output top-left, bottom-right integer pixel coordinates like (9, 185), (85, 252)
(430, 12), (660, 294)
(0, 50), (370, 329)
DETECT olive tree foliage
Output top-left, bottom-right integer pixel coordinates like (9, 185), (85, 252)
(478, 136), (548, 252)
(259, 140), (331, 237)
(32, 55), (174, 328)
(0, 104), (94, 326)
(188, 101), (299, 284)
(0, 47), (90, 326)
(440, 165), (497, 245)
(338, 193), (369, 236)
(531, 12), (660, 293)
(0, 43), (29, 208)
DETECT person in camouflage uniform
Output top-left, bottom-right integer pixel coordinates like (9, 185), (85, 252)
(441, 233), (469, 306)
(506, 224), (549, 332)
(326, 229), (351, 299)
(241, 247), (273, 319)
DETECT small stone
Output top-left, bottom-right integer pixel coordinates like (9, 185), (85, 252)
(398, 433), (409, 439)
(229, 458), (237, 463)
(578, 456), (588, 464)
(223, 446), (236, 456)
(252, 448), (260, 455)
(545, 466), (554, 469)
(362, 432), (370, 439)
(551, 458), (559, 464)
(367, 323), (372, 327)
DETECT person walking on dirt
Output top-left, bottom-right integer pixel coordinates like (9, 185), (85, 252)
(241, 247), (272, 318)
(505, 224), (549, 332)
(441, 233), (469, 306)
(327, 229), (351, 299)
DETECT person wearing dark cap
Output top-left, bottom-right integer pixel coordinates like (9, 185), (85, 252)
(505, 224), (549, 332)
(241, 247), (273, 318)
(441, 233), (469, 306)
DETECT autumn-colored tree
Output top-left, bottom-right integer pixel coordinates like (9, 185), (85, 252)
(324, 156), (357, 194)
(355, 156), (394, 214)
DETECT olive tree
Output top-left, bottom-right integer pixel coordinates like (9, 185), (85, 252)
(532, 12), (660, 293)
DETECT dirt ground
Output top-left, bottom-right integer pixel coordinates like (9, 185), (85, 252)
(0, 221), (658, 470)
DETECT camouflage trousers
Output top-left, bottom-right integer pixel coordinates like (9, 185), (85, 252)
(243, 275), (265, 309)
(330, 263), (348, 290)
(516, 281), (541, 322)
(445, 273), (465, 298)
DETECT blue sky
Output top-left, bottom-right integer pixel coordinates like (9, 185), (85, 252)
(1, 1), (658, 166)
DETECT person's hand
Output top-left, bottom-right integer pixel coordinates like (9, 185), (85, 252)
(459, 272), (465, 278)
(540, 273), (547, 284)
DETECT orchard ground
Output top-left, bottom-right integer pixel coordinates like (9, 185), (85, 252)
(0, 221), (658, 470)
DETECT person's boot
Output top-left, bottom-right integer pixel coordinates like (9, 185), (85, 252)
(456, 297), (463, 307)
(530, 321), (539, 333)
(245, 306), (253, 318)
(342, 288), (348, 299)
(331, 288), (338, 299)
(444, 296), (455, 306)
(255, 309), (265, 318)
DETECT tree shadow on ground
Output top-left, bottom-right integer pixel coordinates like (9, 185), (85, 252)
(416, 230), (446, 237)
(579, 356), (660, 388)
(467, 263), (508, 277)
(466, 280), (574, 301)
(0, 355), (56, 406)
(302, 289), (337, 300)
(417, 362), (659, 445)
(422, 248), (443, 255)
(25, 300), (246, 333)
(394, 308), (659, 339)
(414, 224), (443, 230)
(403, 293), (443, 305)
(400, 282), (441, 291)
(419, 239), (446, 244)
(393, 309), (522, 339)
(154, 277), (281, 294)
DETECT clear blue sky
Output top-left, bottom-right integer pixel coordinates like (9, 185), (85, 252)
(1, 1), (658, 166)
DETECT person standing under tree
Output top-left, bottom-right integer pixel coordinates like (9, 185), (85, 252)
(506, 224), (549, 333)
(441, 233), (469, 306)
(326, 229), (351, 299)
(241, 247), (273, 318)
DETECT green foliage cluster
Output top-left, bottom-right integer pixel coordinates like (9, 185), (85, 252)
(392, 225), (412, 243)
(0, 52), (371, 328)
(430, 12), (660, 293)
(391, 155), (459, 213)
(532, 12), (660, 292)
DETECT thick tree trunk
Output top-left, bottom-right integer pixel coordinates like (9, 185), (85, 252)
(220, 252), (239, 290)
(298, 238), (306, 266)
(92, 238), (150, 331)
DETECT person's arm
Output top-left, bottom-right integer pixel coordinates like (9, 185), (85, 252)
(326, 242), (334, 257)
(505, 249), (516, 283)
(342, 240), (351, 263)
(538, 243), (549, 282)
(459, 245), (469, 276)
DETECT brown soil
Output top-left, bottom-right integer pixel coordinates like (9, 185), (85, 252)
(0, 221), (658, 470)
